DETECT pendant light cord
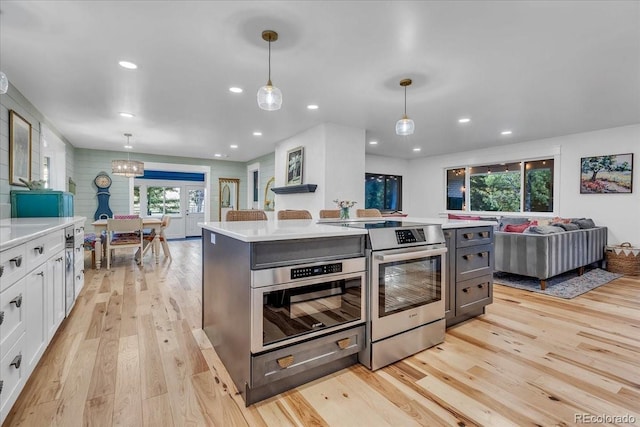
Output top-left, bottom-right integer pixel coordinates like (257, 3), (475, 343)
(404, 85), (407, 116)
(268, 39), (272, 84)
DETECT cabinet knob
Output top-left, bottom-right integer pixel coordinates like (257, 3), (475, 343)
(57, 257), (64, 262)
(34, 245), (44, 254)
(10, 256), (23, 267)
(10, 354), (22, 370)
(0, 265), (4, 277)
(0, 311), (4, 325)
(477, 284), (484, 289)
(480, 232), (489, 238)
(10, 294), (22, 308)
(463, 254), (474, 260)
(276, 355), (294, 369)
(37, 271), (45, 277)
(479, 252), (488, 257)
(337, 337), (351, 350)
(462, 287), (469, 293)
(463, 233), (473, 239)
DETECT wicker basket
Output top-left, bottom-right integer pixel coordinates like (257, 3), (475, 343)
(606, 242), (640, 275)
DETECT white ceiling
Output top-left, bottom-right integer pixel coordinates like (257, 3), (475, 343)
(1, 1), (639, 162)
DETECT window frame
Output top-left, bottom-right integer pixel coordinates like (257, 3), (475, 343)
(364, 173), (403, 212)
(445, 156), (558, 215)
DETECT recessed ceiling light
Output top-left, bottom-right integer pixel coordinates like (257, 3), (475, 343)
(118, 61), (137, 69)
(230, 144), (238, 149)
(501, 130), (513, 135)
(413, 147), (421, 152)
(214, 153), (222, 158)
(369, 140), (378, 145)
(458, 118), (471, 123)
(229, 87), (243, 93)
(253, 131), (262, 136)
(124, 145), (133, 149)
(307, 104), (319, 110)
(119, 112), (135, 118)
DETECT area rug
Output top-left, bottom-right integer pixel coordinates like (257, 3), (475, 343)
(493, 268), (623, 299)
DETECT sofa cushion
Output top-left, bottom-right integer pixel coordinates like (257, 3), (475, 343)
(499, 216), (529, 231)
(551, 216), (572, 224)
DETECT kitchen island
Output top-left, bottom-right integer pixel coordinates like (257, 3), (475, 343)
(199, 217), (495, 405)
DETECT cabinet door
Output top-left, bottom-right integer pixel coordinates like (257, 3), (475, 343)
(47, 251), (66, 341)
(24, 266), (47, 377)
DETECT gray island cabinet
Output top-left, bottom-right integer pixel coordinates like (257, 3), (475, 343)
(199, 220), (368, 406)
(198, 217), (495, 406)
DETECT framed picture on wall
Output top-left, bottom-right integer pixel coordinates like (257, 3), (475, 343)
(580, 153), (633, 194)
(286, 146), (304, 185)
(9, 110), (32, 186)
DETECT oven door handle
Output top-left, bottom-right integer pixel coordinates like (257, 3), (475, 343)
(374, 247), (447, 263)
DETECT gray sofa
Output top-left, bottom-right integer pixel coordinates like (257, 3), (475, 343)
(494, 226), (608, 289)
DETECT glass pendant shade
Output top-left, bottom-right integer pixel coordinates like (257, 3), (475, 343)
(396, 115), (415, 136)
(257, 82), (282, 111)
(0, 71), (8, 94)
(111, 159), (144, 177)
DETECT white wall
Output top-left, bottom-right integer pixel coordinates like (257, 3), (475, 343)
(406, 124), (640, 245)
(274, 123), (365, 218)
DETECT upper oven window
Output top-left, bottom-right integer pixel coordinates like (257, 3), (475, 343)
(378, 256), (442, 317)
(261, 276), (363, 347)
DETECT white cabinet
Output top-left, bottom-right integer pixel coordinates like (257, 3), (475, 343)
(24, 264), (47, 377)
(47, 251), (66, 341)
(0, 218), (85, 424)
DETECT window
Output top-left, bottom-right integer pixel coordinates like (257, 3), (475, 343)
(133, 186), (141, 215)
(365, 173), (402, 212)
(147, 186), (181, 215)
(447, 158), (554, 213)
(188, 188), (205, 213)
(253, 170), (259, 203)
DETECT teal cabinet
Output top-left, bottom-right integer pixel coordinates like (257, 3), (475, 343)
(10, 190), (74, 217)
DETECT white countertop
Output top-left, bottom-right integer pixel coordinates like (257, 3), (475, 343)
(0, 217), (86, 251)
(199, 217), (496, 242)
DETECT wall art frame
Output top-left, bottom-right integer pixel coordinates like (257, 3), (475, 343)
(580, 153), (633, 194)
(286, 146), (304, 185)
(9, 110), (32, 186)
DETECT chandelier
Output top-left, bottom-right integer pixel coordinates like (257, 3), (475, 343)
(111, 133), (144, 177)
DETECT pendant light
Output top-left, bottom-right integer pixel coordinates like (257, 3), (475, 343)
(395, 78), (415, 136)
(112, 133), (144, 177)
(0, 71), (8, 94)
(257, 30), (282, 111)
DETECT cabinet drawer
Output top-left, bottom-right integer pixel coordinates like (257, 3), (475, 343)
(456, 227), (493, 248)
(456, 275), (492, 314)
(251, 325), (364, 388)
(456, 244), (493, 282)
(26, 232), (64, 272)
(0, 278), (26, 360)
(0, 333), (25, 422)
(0, 245), (26, 293)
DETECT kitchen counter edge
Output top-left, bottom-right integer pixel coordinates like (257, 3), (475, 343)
(0, 216), (87, 251)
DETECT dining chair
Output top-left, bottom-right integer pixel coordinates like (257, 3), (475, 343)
(356, 208), (383, 218)
(106, 218), (144, 270)
(143, 214), (172, 260)
(226, 210), (268, 221)
(277, 209), (312, 220)
(319, 209), (341, 219)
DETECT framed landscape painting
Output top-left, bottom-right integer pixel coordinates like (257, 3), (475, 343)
(286, 146), (304, 185)
(9, 110), (32, 186)
(580, 153), (633, 194)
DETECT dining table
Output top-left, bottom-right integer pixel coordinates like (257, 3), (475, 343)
(91, 217), (163, 269)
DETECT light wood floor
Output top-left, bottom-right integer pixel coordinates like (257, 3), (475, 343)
(4, 239), (639, 426)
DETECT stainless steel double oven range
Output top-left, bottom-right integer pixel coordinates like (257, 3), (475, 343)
(332, 220), (448, 370)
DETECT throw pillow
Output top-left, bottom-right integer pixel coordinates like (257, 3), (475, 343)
(551, 216), (571, 224)
(527, 225), (565, 234)
(499, 216), (529, 231)
(572, 218), (596, 229)
(504, 222), (531, 233)
(556, 222), (580, 231)
(448, 214), (481, 220)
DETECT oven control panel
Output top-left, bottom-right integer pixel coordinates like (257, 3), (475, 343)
(395, 228), (426, 244)
(291, 263), (343, 280)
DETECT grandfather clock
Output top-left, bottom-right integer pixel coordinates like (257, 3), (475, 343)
(93, 171), (113, 220)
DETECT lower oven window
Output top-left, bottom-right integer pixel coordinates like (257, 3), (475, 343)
(262, 277), (362, 347)
(378, 256), (442, 317)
